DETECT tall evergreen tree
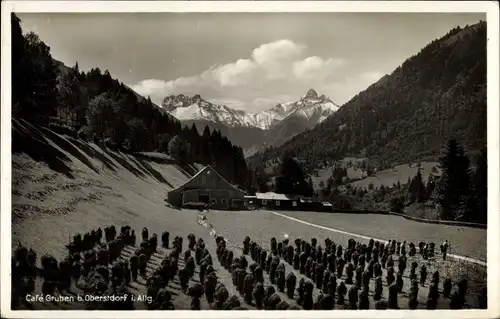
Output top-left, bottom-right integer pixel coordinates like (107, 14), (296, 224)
(274, 156), (311, 196)
(426, 174), (436, 199)
(435, 139), (472, 221)
(472, 147), (487, 223)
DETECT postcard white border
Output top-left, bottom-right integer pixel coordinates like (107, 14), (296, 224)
(1, 1), (499, 319)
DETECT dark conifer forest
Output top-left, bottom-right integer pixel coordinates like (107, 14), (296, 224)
(11, 13), (248, 188)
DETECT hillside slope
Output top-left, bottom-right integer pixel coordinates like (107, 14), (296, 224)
(11, 119), (201, 257)
(253, 22), (486, 169)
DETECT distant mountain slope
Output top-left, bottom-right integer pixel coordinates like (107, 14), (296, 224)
(162, 89), (339, 151)
(252, 22), (487, 169)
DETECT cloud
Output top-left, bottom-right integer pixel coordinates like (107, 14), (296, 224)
(293, 56), (344, 81)
(131, 39), (380, 112)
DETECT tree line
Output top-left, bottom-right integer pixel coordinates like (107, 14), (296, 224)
(317, 139), (487, 224)
(11, 13), (248, 188)
(388, 139), (487, 224)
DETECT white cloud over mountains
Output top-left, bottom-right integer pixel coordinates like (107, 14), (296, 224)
(131, 39), (383, 112)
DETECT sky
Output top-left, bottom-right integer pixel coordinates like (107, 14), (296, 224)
(17, 12), (485, 112)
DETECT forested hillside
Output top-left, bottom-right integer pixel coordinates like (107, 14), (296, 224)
(11, 13), (248, 188)
(251, 22), (487, 171)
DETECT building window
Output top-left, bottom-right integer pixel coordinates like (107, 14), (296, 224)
(276, 200), (280, 206)
(262, 199), (267, 205)
(292, 201), (297, 207)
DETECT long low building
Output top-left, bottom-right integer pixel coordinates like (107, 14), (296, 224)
(167, 165), (246, 210)
(246, 191), (333, 212)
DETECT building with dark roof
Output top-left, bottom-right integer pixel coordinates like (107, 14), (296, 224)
(167, 165), (246, 210)
(244, 192), (334, 212)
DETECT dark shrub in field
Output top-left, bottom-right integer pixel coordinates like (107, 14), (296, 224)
(420, 265), (428, 286)
(337, 281), (347, 305)
(375, 300), (388, 309)
(354, 266), (363, 289)
(396, 272), (404, 293)
(347, 286), (358, 309)
(358, 254), (366, 270)
(408, 279), (419, 310)
(243, 236), (251, 255)
(478, 286), (487, 309)
(374, 276), (383, 300)
(141, 227), (148, 241)
(161, 231), (170, 248)
(387, 255), (394, 269)
(362, 270), (371, 291)
(276, 300), (290, 310)
(187, 282), (203, 310)
(297, 278), (306, 305)
(243, 273), (254, 304)
(267, 293), (282, 310)
(293, 252), (300, 270)
(214, 283), (229, 309)
(320, 293), (335, 310)
(345, 263), (354, 284)
(427, 282), (439, 309)
(239, 255), (248, 270)
(410, 261), (418, 280)
(431, 270), (440, 285)
(222, 295), (241, 310)
(178, 267), (190, 291)
(204, 273), (217, 305)
(41, 254), (58, 281)
(374, 262), (382, 278)
(237, 268), (247, 293)
(315, 264), (324, 289)
(336, 258), (345, 278)
(286, 272), (296, 299)
(443, 278), (452, 298)
(387, 267), (395, 286)
(277, 267), (286, 293)
(303, 281), (314, 310)
(264, 285), (276, 308)
(358, 288), (370, 310)
(388, 283), (399, 309)
(322, 270), (331, 293)
(450, 279), (468, 309)
(252, 282), (264, 309)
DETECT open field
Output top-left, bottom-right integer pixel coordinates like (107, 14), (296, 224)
(201, 209), (487, 309)
(10, 125), (487, 310)
(310, 158), (439, 190)
(271, 210), (486, 261)
(348, 162), (441, 189)
(311, 164), (364, 189)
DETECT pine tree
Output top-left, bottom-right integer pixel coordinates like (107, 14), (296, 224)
(435, 139), (472, 221)
(168, 135), (192, 165)
(426, 174), (436, 199)
(414, 168), (427, 203)
(472, 147), (487, 223)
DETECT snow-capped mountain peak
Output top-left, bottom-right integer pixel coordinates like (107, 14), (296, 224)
(162, 90), (339, 130)
(302, 88), (319, 100)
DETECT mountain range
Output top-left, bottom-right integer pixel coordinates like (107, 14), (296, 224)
(162, 89), (339, 153)
(249, 21), (487, 171)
